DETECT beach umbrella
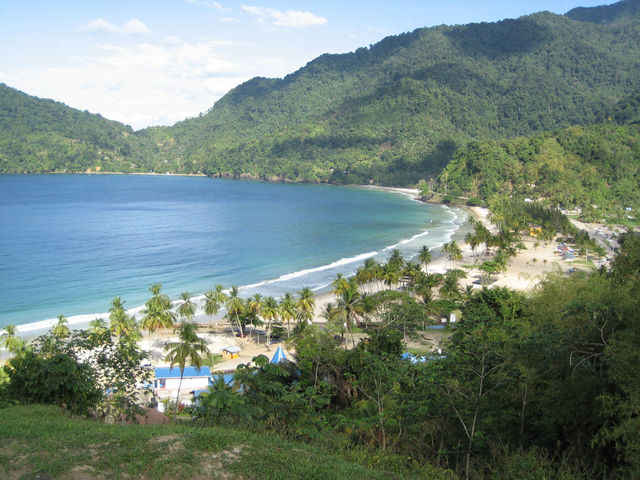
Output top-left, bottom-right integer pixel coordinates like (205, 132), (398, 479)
(270, 345), (287, 364)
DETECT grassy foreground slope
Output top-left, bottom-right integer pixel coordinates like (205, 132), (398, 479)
(0, 405), (450, 480)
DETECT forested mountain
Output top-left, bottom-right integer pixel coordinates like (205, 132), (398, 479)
(437, 121), (640, 220)
(2, 0), (640, 184)
(139, 0), (640, 184)
(0, 84), (144, 173)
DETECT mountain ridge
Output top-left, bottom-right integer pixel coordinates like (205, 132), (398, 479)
(2, 0), (640, 184)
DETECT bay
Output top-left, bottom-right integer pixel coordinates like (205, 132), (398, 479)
(0, 174), (464, 331)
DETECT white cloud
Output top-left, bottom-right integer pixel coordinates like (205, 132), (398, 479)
(242, 6), (327, 29)
(3, 40), (265, 129)
(79, 18), (151, 36)
(184, 0), (229, 11)
(163, 35), (182, 45)
(123, 19), (151, 35)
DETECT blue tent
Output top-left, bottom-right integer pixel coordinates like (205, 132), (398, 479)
(271, 345), (287, 364)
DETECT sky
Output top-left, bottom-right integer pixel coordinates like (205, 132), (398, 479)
(0, 0), (612, 130)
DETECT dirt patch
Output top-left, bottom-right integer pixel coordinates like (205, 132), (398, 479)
(198, 445), (245, 479)
(131, 408), (170, 425)
(151, 434), (182, 444)
(63, 465), (105, 480)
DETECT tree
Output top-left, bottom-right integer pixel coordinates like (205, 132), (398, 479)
(164, 322), (210, 418)
(177, 291), (196, 322)
(387, 249), (405, 272)
(418, 245), (433, 272)
(88, 318), (107, 335)
(296, 287), (316, 326)
(140, 284), (175, 360)
(0, 324), (23, 353)
(331, 273), (350, 296)
(440, 271), (462, 300)
(204, 285), (227, 322)
(465, 232), (480, 262)
(52, 315), (70, 339)
(446, 240), (463, 267)
(225, 286), (245, 338)
(261, 296), (279, 347)
(337, 282), (364, 348)
(4, 349), (101, 414)
(380, 262), (400, 289)
(279, 293), (297, 338)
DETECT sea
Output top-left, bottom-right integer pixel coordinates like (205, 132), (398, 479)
(0, 174), (466, 334)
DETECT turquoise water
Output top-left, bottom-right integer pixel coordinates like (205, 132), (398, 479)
(0, 175), (464, 331)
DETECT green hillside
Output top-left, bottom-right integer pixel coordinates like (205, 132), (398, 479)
(0, 84), (145, 174)
(437, 121), (640, 220)
(141, 0), (640, 184)
(2, 0), (640, 185)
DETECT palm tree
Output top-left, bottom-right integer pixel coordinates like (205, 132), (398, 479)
(418, 245), (432, 272)
(279, 293), (297, 338)
(89, 317), (107, 334)
(225, 286), (245, 338)
(296, 287), (316, 326)
(0, 324), (23, 353)
(109, 298), (139, 343)
(387, 249), (405, 272)
(446, 240), (463, 267)
(177, 292), (196, 322)
(331, 273), (350, 296)
(440, 272), (462, 300)
(337, 282), (364, 348)
(164, 322), (210, 418)
(380, 262), (400, 289)
(465, 232), (480, 262)
(140, 284), (175, 359)
(52, 315), (70, 339)
(247, 293), (264, 340)
(261, 296), (279, 347)
(148, 284), (175, 329)
(203, 285), (227, 322)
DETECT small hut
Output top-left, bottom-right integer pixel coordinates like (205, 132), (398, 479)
(222, 345), (240, 360)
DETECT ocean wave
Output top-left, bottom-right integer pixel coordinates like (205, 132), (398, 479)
(239, 251), (379, 291)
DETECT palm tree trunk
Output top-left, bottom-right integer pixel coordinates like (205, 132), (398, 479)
(174, 371), (184, 418)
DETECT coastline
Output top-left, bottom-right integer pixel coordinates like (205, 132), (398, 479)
(2, 185), (467, 340)
(1, 201), (584, 368)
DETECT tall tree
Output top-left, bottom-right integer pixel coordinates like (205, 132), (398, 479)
(418, 245), (432, 273)
(164, 322), (210, 418)
(296, 287), (316, 326)
(177, 291), (196, 323)
(337, 282), (364, 348)
(0, 324), (23, 353)
(203, 285), (227, 322)
(261, 296), (279, 347)
(52, 315), (70, 339)
(225, 286), (245, 339)
(279, 293), (297, 338)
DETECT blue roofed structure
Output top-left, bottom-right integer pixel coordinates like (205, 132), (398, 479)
(155, 366), (211, 378)
(270, 345), (287, 364)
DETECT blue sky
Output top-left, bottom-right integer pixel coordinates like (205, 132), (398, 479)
(0, 0), (611, 129)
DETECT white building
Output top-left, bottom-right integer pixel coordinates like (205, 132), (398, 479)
(153, 366), (212, 406)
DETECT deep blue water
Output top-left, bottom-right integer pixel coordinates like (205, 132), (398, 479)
(0, 175), (463, 330)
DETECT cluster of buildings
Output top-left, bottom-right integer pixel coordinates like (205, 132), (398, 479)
(151, 345), (287, 411)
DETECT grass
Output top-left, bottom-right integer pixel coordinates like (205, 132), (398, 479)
(0, 404), (445, 479)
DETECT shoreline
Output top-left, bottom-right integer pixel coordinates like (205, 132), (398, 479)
(2, 188), (467, 340)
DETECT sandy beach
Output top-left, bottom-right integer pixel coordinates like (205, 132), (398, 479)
(1, 199), (599, 368)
